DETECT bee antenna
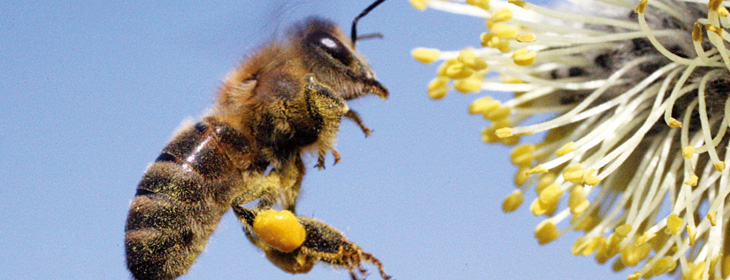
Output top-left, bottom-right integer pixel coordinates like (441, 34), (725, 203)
(351, 0), (386, 48)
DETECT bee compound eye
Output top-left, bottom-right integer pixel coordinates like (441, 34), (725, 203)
(308, 31), (353, 66)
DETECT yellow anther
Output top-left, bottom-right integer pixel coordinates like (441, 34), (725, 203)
(645, 257), (677, 277)
(535, 172), (556, 194)
(621, 243), (652, 267)
(490, 8), (513, 23)
(583, 169), (599, 186)
(719, 6), (730, 17)
(496, 127), (513, 138)
(502, 76), (523, 84)
(530, 199), (553, 216)
(568, 185), (586, 207)
(615, 224), (632, 238)
(469, 96), (498, 114)
(683, 261), (706, 280)
(635, 0), (648, 14)
(483, 105), (511, 121)
(409, 0), (428, 10)
(692, 23), (703, 42)
(635, 232), (655, 246)
(427, 77), (449, 100)
(508, 0), (526, 8)
(466, 0), (490, 10)
(490, 22), (519, 39)
(668, 117), (682, 128)
(665, 214), (683, 235)
(502, 190), (524, 212)
(253, 209), (306, 253)
(539, 183), (563, 205)
(511, 144), (536, 167)
(454, 78), (483, 93)
(605, 233), (623, 257)
(515, 167), (530, 186)
(516, 33), (536, 43)
(445, 62), (473, 79)
(687, 225), (697, 246)
(458, 48), (488, 70)
(562, 163), (585, 184)
(571, 236), (603, 256)
(627, 271), (642, 280)
(535, 220), (560, 245)
(481, 126), (500, 143)
(556, 141), (575, 156)
(412, 48), (441, 63)
(714, 161), (726, 171)
(437, 59), (458, 76)
(707, 210), (717, 226)
(528, 164), (548, 174)
(682, 146), (694, 159)
(572, 212), (597, 231)
(512, 48), (537, 66)
(480, 32), (498, 48)
(684, 174), (698, 187)
(706, 24), (722, 35)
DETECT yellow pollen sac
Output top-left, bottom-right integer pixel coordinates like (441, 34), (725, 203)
(437, 59), (458, 76)
(508, 0), (526, 8)
(683, 261), (706, 280)
(512, 48), (537, 66)
(469, 96), (499, 115)
(490, 8), (513, 23)
(665, 214), (683, 235)
(515, 167), (530, 186)
(714, 161), (726, 171)
(511, 144), (536, 167)
(635, 0), (648, 14)
(692, 23), (703, 42)
(483, 106), (511, 121)
(453, 78), (483, 93)
(466, 0), (490, 10)
(621, 243), (652, 267)
(495, 127), (513, 138)
(687, 225), (697, 246)
(719, 6), (730, 17)
(644, 257), (677, 278)
(409, 0), (428, 10)
(458, 48), (488, 71)
(556, 141), (575, 156)
(516, 33), (536, 43)
(411, 48), (441, 64)
(562, 163), (585, 184)
(710, 0), (723, 11)
(627, 271), (642, 280)
(668, 117), (682, 128)
(707, 211), (717, 226)
(615, 224), (632, 238)
(445, 62), (473, 79)
(568, 186), (589, 214)
(684, 174), (698, 187)
(427, 77), (449, 100)
(583, 169), (599, 186)
(535, 172), (556, 194)
(530, 199), (554, 216)
(538, 183), (563, 205)
(502, 190), (524, 212)
(253, 209), (306, 253)
(481, 126), (500, 143)
(635, 232), (655, 246)
(572, 236), (603, 256)
(489, 22), (519, 39)
(527, 164), (548, 175)
(682, 146), (694, 159)
(535, 220), (560, 245)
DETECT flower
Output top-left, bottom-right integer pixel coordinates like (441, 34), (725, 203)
(412, 0), (730, 279)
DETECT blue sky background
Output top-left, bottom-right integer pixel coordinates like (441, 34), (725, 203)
(1, 0), (643, 279)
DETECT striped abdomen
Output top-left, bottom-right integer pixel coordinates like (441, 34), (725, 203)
(125, 121), (258, 280)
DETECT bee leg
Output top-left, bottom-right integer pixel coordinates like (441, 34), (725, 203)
(332, 148), (341, 165)
(315, 149), (327, 170)
(234, 207), (392, 279)
(344, 109), (372, 137)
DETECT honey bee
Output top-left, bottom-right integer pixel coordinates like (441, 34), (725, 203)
(124, 1), (389, 279)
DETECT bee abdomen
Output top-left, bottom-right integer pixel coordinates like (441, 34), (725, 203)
(125, 121), (245, 280)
